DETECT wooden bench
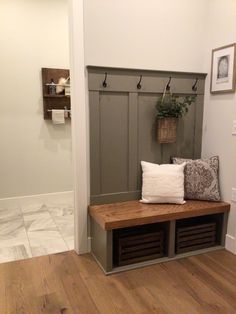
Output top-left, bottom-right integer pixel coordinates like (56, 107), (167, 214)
(89, 200), (230, 274)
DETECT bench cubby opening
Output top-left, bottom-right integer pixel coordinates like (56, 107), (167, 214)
(113, 222), (168, 267)
(175, 213), (223, 254)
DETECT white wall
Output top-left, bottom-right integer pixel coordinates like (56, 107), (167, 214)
(84, 0), (236, 253)
(2, 0), (236, 252)
(202, 0), (236, 252)
(84, 0), (209, 73)
(0, 0), (72, 198)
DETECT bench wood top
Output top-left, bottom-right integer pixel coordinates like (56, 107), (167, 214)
(89, 200), (230, 230)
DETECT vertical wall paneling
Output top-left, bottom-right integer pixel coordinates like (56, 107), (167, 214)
(89, 91), (101, 196)
(88, 67), (206, 204)
(100, 92), (129, 194)
(137, 93), (163, 189)
(128, 93), (139, 191)
(194, 95), (204, 158)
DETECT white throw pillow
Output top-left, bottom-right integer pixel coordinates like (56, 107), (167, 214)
(140, 161), (186, 204)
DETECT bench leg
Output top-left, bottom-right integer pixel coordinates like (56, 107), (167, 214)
(168, 220), (176, 258)
(90, 218), (113, 273)
(221, 212), (229, 247)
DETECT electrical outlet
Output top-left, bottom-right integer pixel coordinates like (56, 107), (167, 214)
(232, 121), (236, 135)
(232, 188), (236, 202)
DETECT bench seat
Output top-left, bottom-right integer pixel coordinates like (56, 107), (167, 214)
(89, 200), (230, 231)
(89, 200), (230, 274)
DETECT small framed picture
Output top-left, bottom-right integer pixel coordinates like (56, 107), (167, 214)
(210, 43), (236, 94)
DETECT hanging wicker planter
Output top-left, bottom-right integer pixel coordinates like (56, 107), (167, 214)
(157, 117), (177, 143)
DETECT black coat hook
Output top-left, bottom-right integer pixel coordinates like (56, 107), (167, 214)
(192, 78), (198, 92)
(102, 72), (108, 88)
(137, 75), (142, 89)
(166, 77), (172, 91)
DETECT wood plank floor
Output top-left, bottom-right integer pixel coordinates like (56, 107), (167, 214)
(1, 250), (236, 314)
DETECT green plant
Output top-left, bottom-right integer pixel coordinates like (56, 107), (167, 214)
(156, 93), (196, 118)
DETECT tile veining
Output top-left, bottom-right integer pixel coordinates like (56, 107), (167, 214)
(0, 201), (74, 264)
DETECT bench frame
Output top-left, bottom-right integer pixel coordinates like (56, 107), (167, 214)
(89, 201), (229, 275)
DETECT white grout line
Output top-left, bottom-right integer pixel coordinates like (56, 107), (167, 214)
(47, 205), (70, 250)
(0, 202), (74, 264)
(0, 205), (32, 264)
(19, 204), (34, 259)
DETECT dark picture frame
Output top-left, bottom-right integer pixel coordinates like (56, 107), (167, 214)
(210, 43), (236, 94)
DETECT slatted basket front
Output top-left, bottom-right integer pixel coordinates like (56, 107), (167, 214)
(175, 215), (221, 254)
(113, 223), (166, 267)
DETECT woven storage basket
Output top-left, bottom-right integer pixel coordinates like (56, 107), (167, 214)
(157, 117), (177, 143)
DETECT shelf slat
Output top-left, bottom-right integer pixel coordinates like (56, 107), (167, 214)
(43, 94), (70, 98)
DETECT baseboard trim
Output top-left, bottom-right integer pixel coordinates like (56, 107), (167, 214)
(225, 234), (236, 254)
(0, 191), (74, 207)
(87, 237), (91, 252)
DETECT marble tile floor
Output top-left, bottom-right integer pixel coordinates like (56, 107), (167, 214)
(0, 202), (74, 264)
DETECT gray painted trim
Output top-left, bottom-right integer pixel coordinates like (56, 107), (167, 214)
(168, 220), (176, 258)
(88, 67), (206, 94)
(91, 218), (113, 272)
(89, 91), (101, 195)
(193, 95), (204, 158)
(128, 93), (138, 191)
(221, 212), (229, 246)
(89, 88), (205, 95)
(91, 191), (141, 205)
(95, 246), (224, 275)
(87, 65), (207, 77)
(88, 81), (205, 95)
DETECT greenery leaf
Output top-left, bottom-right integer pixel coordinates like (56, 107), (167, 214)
(156, 93), (196, 118)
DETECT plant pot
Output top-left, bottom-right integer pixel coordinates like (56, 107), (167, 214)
(157, 117), (177, 143)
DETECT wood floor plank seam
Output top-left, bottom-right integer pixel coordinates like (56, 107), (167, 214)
(178, 257), (236, 311)
(1, 250), (236, 314)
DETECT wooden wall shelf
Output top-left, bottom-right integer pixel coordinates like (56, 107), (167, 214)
(42, 68), (70, 120)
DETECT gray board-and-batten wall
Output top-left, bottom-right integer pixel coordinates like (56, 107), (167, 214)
(88, 66), (207, 205)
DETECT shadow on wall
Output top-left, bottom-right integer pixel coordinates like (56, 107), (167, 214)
(36, 69), (72, 153)
(38, 120), (72, 153)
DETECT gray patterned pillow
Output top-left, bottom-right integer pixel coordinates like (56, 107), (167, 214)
(172, 156), (221, 201)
